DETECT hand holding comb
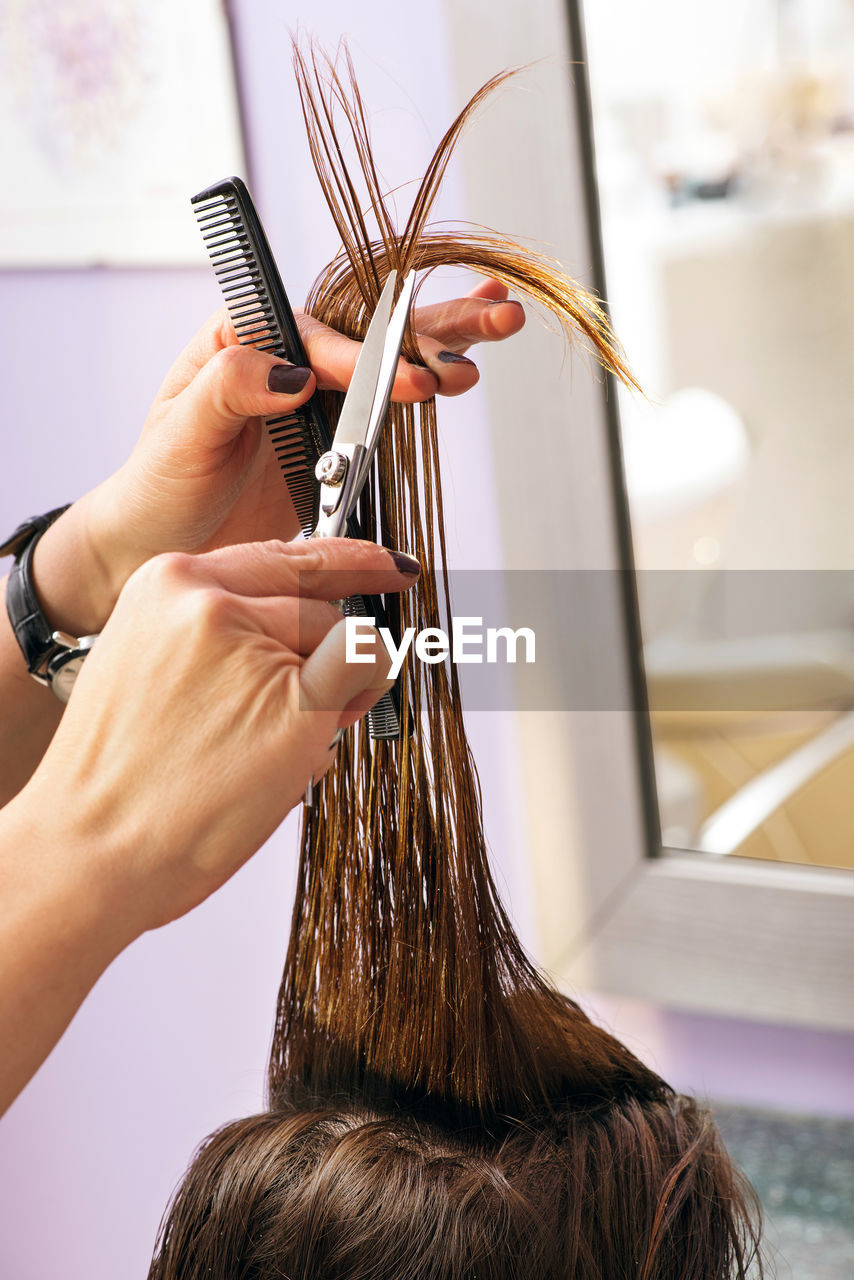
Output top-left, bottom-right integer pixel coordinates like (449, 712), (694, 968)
(191, 177), (412, 742)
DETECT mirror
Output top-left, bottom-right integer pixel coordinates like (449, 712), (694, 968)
(583, 0), (854, 868)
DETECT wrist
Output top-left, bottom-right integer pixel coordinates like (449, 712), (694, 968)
(30, 487), (127, 635)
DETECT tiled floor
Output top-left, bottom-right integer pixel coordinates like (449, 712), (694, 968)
(713, 1103), (854, 1279)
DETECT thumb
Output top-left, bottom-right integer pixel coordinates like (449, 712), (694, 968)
(173, 344), (316, 447)
(299, 616), (393, 722)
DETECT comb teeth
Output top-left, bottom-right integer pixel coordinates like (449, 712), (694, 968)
(365, 691), (405, 740)
(340, 595), (404, 739)
(193, 191), (287, 357)
(266, 411), (318, 532)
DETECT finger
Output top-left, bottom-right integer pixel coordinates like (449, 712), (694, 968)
(168, 345), (316, 449)
(156, 308), (237, 402)
(338, 688), (390, 727)
(411, 290), (526, 354)
(157, 308), (317, 409)
(245, 596), (343, 654)
(297, 312), (440, 403)
(182, 537), (420, 601)
(414, 335), (478, 397)
(299, 615), (393, 716)
(467, 277), (510, 301)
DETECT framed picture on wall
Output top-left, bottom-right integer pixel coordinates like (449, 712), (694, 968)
(0, 0), (246, 267)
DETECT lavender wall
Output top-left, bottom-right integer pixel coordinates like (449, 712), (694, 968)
(0, 4), (851, 1278)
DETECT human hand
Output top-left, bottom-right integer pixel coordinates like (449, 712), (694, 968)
(40, 280), (523, 636)
(15, 537), (418, 939)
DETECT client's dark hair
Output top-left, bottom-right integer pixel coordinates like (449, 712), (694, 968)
(151, 1094), (758, 1279)
(149, 44), (764, 1280)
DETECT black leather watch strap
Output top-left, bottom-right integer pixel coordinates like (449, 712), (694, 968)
(0, 506), (71, 560)
(3, 506), (72, 675)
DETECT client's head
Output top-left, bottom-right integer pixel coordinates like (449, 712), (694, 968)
(150, 45), (764, 1280)
(151, 1021), (761, 1280)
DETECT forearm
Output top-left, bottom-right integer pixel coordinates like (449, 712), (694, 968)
(0, 791), (132, 1115)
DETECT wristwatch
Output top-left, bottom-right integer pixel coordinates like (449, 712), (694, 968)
(2, 506), (98, 704)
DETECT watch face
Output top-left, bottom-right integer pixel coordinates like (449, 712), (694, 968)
(50, 654), (86, 704)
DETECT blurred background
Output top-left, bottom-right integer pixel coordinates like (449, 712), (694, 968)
(585, 0), (854, 867)
(0, 2), (851, 1277)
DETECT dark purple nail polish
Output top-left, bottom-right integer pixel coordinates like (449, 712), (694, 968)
(386, 549), (421, 578)
(267, 363), (312, 394)
(437, 350), (476, 366)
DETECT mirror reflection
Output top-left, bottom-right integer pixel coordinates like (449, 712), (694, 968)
(584, 0), (854, 867)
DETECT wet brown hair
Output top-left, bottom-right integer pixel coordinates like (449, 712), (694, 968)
(149, 44), (764, 1280)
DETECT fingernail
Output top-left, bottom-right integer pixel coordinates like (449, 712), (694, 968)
(386, 549), (421, 578)
(267, 363), (312, 394)
(437, 350), (476, 366)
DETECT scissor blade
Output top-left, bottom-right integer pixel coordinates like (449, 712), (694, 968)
(353, 269), (417, 497)
(331, 270), (398, 448)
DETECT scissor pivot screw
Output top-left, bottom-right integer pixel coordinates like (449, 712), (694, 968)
(315, 451), (347, 486)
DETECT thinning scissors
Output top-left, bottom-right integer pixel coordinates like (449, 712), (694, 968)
(312, 269), (416, 541)
(304, 270), (416, 799)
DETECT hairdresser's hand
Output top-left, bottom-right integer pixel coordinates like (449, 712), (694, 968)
(10, 537), (416, 932)
(31, 280), (523, 640)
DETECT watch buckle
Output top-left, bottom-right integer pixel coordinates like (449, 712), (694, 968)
(51, 630), (79, 650)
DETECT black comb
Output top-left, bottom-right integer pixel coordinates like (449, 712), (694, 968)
(191, 176), (329, 536)
(191, 177), (407, 741)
